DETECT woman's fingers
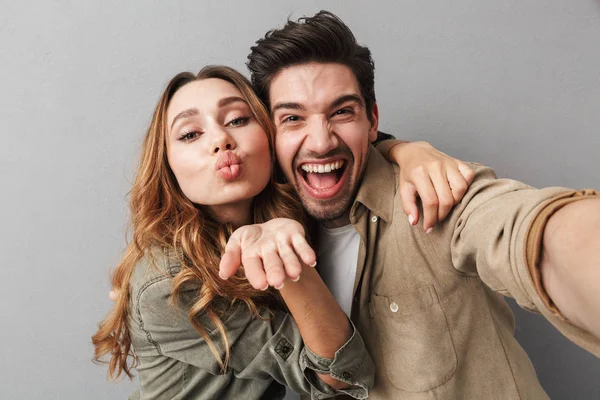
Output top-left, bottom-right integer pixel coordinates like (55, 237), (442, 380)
(399, 182), (420, 226)
(404, 160), (475, 230)
(291, 233), (317, 268)
(411, 172), (439, 232)
(458, 161), (475, 184)
(219, 234), (243, 280)
(261, 246), (286, 289)
(219, 219), (317, 289)
(447, 168), (469, 203)
(278, 243), (303, 282)
(241, 252), (269, 290)
(428, 164), (455, 222)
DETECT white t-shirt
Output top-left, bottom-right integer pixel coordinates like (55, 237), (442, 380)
(316, 223), (361, 317)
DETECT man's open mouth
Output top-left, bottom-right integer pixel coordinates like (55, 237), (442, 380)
(298, 160), (348, 198)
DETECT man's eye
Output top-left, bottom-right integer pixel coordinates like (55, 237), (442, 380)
(334, 108), (354, 116)
(227, 116), (250, 127)
(178, 131), (200, 142)
(282, 115), (300, 123)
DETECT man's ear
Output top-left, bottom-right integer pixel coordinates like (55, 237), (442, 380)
(368, 103), (379, 142)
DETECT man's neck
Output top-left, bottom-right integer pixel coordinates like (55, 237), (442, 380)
(321, 212), (351, 229)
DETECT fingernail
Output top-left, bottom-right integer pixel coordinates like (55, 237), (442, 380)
(260, 283), (269, 291)
(292, 275), (300, 282)
(219, 273), (228, 280)
(408, 215), (415, 225)
(275, 283), (285, 290)
(426, 227), (433, 234)
(310, 261), (317, 268)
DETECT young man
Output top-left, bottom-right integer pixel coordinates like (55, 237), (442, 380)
(222, 10), (600, 399)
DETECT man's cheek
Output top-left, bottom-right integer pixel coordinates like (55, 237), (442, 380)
(275, 152), (293, 181)
(275, 143), (293, 170)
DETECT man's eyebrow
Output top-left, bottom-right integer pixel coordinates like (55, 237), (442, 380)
(170, 108), (199, 130)
(271, 95), (364, 114)
(330, 94), (365, 109)
(271, 102), (307, 113)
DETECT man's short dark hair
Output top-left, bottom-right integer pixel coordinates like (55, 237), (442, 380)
(247, 10), (376, 118)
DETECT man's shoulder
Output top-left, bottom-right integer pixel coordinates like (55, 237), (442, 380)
(352, 148), (400, 222)
(362, 145), (401, 189)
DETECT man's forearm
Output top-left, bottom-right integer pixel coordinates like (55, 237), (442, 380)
(540, 198), (600, 337)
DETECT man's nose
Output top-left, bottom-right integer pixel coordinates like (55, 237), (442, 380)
(304, 117), (338, 155)
(211, 127), (236, 154)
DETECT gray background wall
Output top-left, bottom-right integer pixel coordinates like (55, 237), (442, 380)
(1, 1), (599, 399)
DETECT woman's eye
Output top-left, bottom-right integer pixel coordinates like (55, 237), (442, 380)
(227, 116), (250, 127)
(178, 131), (200, 142)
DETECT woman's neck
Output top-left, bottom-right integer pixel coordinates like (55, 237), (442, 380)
(208, 199), (253, 229)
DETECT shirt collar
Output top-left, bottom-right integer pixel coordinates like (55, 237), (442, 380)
(350, 146), (397, 224)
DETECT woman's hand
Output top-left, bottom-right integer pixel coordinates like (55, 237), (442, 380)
(219, 218), (317, 290)
(386, 141), (475, 232)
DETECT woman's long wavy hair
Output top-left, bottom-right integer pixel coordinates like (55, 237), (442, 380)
(92, 65), (303, 380)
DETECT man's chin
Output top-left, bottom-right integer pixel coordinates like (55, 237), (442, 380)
(299, 194), (351, 223)
(294, 174), (355, 220)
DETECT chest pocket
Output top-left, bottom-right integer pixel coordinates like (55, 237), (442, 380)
(370, 284), (457, 392)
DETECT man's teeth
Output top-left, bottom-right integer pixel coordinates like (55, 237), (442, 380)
(301, 161), (344, 173)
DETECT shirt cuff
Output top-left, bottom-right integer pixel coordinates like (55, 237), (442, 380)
(299, 319), (373, 399)
(525, 189), (598, 319)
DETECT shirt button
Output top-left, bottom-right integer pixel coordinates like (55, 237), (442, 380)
(371, 216), (378, 222)
(342, 371), (352, 380)
(389, 302), (399, 313)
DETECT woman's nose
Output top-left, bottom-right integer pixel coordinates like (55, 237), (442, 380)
(211, 128), (236, 154)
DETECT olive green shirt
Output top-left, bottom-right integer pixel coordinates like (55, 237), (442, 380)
(127, 250), (374, 400)
(327, 147), (599, 400)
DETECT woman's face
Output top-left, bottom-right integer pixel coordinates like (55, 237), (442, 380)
(166, 78), (272, 224)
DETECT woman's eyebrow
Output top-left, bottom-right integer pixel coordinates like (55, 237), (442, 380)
(170, 97), (248, 130)
(218, 96), (247, 107)
(170, 108), (199, 130)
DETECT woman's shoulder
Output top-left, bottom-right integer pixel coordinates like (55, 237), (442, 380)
(127, 248), (190, 345)
(130, 247), (181, 298)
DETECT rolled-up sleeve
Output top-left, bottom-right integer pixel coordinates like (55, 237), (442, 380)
(446, 164), (600, 355)
(136, 276), (373, 399)
(299, 320), (373, 399)
(523, 189), (599, 354)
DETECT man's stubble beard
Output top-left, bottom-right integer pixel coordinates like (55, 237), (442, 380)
(298, 187), (355, 222)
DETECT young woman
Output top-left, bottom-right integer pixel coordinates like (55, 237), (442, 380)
(93, 65), (472, 399)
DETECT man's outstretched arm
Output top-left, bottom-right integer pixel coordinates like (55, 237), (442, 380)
(538, 197), (600, 338)
(444, 164), (600, 355)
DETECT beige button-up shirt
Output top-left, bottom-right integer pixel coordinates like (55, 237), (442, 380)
(331, 147), (599, 399)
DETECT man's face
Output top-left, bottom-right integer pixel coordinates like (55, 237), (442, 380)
(269, 63), (378, 227)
